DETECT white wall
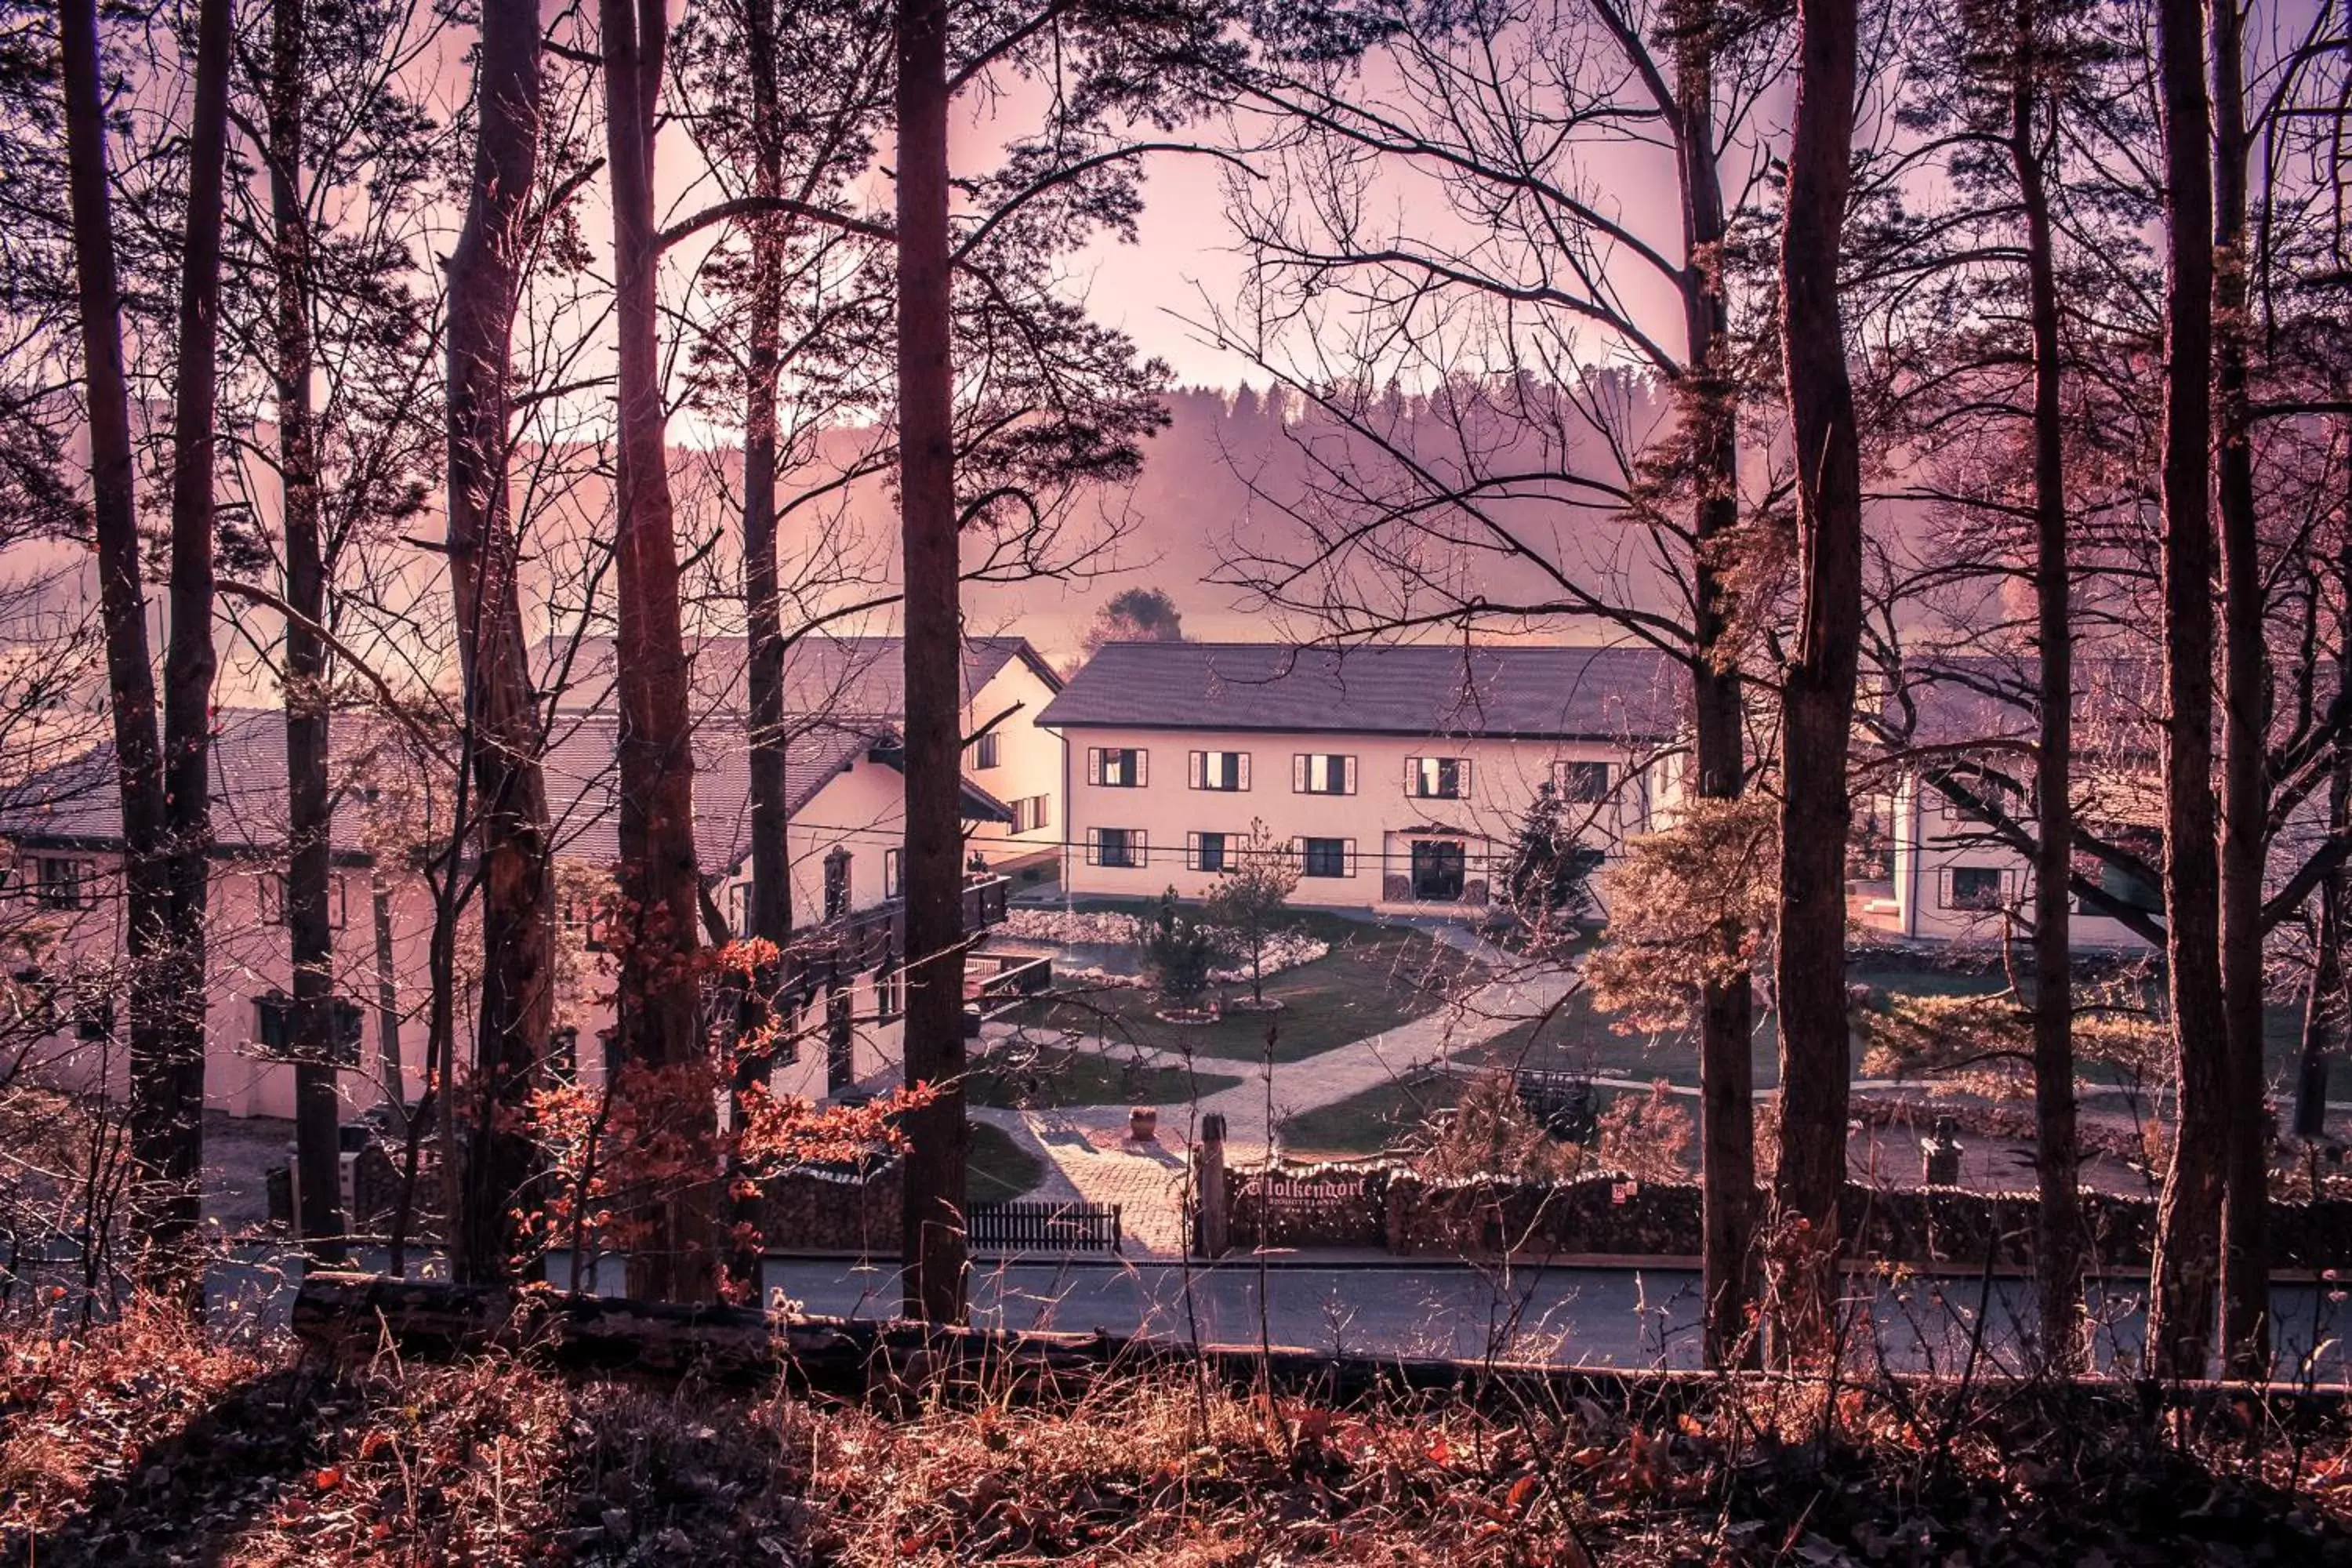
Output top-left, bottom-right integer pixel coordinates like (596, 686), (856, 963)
(10, 851), (441, 1121)
(1889, 771), (2158, 949)
(964, 657), (1062, 865)
(1055, 726), (1663, 910)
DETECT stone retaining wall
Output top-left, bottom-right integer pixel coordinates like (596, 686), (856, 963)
(1221, 1164), (2352, 1270)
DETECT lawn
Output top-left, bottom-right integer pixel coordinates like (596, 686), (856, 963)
(967, 1121), (1046, 1204)
(1278, 1068), (1468, 1159)
(967, 1042), (1242, 1109)
(1012, 903), (1486, 1064)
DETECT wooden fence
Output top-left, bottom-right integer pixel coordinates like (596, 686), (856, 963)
(968, 1200), (1123, 1254)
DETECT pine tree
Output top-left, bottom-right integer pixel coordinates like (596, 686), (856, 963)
(1501, 783), (1602, 942)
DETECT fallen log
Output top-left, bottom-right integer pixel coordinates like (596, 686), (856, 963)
(291, 1272), (2352, 1426)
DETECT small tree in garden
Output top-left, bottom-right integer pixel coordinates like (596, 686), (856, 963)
(1595, 1080), (1695, 1184)
(1584, 796), (1780, 1035)
(1415, 1072), (1581, 1183)
(1205, 819), (1301, 1007)
(1501, 783), (1603, 946)
(1142, 888), (1215, 1010)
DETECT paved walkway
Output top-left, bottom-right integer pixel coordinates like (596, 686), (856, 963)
(969, 927), (1577, 1257)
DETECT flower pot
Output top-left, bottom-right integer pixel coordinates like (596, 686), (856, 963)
(1130, 1107), (1160, 1142)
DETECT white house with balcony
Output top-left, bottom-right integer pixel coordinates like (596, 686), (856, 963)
(0, 694), (1018, 1123)
(1038, 641), (1685, 914)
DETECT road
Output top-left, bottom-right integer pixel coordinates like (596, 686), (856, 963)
(105, 1246), (2341, 1381)
(759, 1257), (2352, 1380)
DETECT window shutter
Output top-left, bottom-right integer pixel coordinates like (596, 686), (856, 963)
(1087, 748), (1102, 786)
(1134, 830), (1148, 868)
(1134, 750), (1148, 788)
(1189, 750), (1203, 789)
(1085, 827), (1101, 866)
(1291, 753), (1306, 792)
(1291, 836), (1305, 866)
(1459, 758), (1473, 797)
(1342, 756), (1358, 795)
(1236, 753), (1250, 791)
(1185, 831), (1202, 871)
(1345, 838), (1358, 877)
(1405, 757), (1419, 795)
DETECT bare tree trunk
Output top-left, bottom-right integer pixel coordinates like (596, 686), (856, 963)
(2294, 476), (2350, 1143)
(60, 0), (179, 1291)
(2010, 0), (2081, 1369)
(445, 0), (557, 1286)
(153, 0), (238, 1282)
(896, 0), (970, 1325)
(1769, 0), (1863, 1357)
(2296, 805), (2345, 1141)
(271, 0), (348, 1265)
(728, 0), (792, 1294)
(2146, 0), (2226, 1383)
(371, 872), (406, 1127)
(604, 0), (715, 1305)
(742, 0), (791, 967)
(1672, 0), (1755, 1372)
(2209, 0), (2270, 1379)
(60, 0), (188, 1288)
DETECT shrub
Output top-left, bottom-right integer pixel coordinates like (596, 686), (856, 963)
(1141, 887), (1215, 1007)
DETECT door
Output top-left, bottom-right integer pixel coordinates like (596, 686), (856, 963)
(1411, 840), (1465, 901)
(824, 850), (851, 919)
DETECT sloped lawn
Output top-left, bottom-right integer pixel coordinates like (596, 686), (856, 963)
(1013, 907), (1486, 1065)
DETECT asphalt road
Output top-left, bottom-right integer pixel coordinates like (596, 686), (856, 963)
(49, 1246), (2327, 1380)
(758, 1257), (2352, 1380)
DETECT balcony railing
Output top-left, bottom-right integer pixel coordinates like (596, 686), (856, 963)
(781, 873), (1011, 995)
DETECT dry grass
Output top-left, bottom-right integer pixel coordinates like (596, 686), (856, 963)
(3, 1305), (2352, 1564)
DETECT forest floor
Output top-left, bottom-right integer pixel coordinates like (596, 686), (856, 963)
(3, 1300), (2350, 1565)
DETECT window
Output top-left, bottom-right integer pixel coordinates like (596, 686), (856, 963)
(253, 993), (363, 1065)
(882, 848), (903, 900)
(1408, 757), (1470, 800)
(1299, 837), (1354, 878)
(259, 872), (347, 928)
(1189, 750), (1250, 792)
(1086, 827), (1146, 869)
(1087, 747), (1146, 787)
(1410, 840), (1466, 900)
(1012, 794), (1051, 833)
(876, 957), (904, 1021)
(823, 850), (853, 920)
(1553, 761), (1611, 803)
(27, 856), (89, 910)
(548, 1025), (579, 1081)
(9, 968), (55, 1034)
(1293, 753), (1356, 795)
(1944, 866), (2006, 913)
(1187, 831), (1228, 873)
(825, 987), (855, 1093)
(973, 731), (1002, 769)
(72, 985), (113, 1041)
(560, 896), (608, 953)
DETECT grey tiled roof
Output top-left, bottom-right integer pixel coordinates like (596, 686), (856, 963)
(1035, 642), (1684, 741)
(539, 633), (1057, 720)
(0, 709), (1012, 871)
(1878, 654), (2162, 751)
(0, 707), (401, 858)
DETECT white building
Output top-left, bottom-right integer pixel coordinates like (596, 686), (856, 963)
(1037, 642), (1684, 913)
(1858, 655), (2165, 950)
(540, 633), (1065, 876)
(0, 632), (1044, 1121)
